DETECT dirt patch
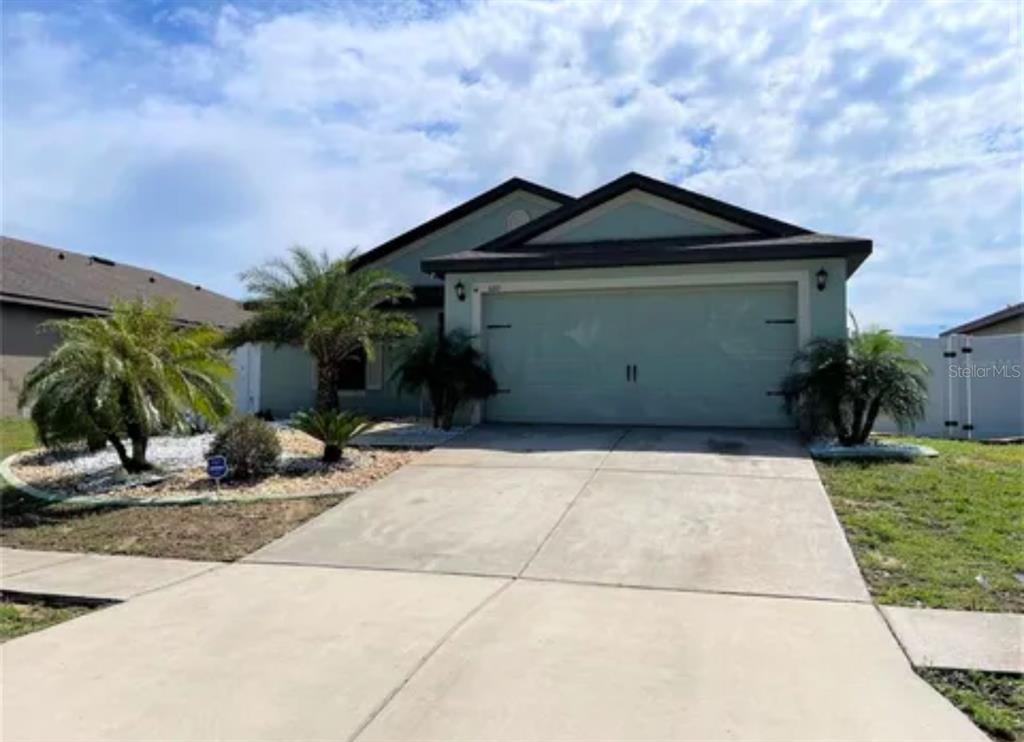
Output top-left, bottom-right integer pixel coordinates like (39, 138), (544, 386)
(1, 495), (348, 562)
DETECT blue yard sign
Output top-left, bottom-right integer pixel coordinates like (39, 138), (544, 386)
(206, 455), (228, 480)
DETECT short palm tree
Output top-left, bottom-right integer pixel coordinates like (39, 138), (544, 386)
(290, 409), (371, 463)
(227, 246), (417, 411)
(392, 329), (498, 430)
(781, 322), (928, 445)
(20, 299), (234, 472)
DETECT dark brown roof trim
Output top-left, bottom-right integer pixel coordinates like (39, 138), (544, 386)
(422, 234), (872, 276)
(350, 178), (573, 272)
(456, 172), (813, 261)
(940, 301), (1024, 336)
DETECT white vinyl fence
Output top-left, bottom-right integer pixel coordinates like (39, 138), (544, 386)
(875, 334), (1023, 439)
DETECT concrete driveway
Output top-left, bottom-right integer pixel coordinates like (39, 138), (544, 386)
(3, 425), (984, 742)
(249, 425), (868, 602)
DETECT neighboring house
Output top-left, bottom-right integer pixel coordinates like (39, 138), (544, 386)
(0, 237), (247, 417)
(256, 172), (872, 429)
(940, 302), (1024, 337)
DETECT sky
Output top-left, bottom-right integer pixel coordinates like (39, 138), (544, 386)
(2, 0), (1021, 335)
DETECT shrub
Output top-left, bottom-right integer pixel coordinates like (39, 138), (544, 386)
(290, 409), (371, 463)
(392, 329), (498, 430)
(781, 321), (928, 445)
(208, 416), (281, 480)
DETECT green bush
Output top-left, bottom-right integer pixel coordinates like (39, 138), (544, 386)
(781, 320), (928, 445)
(290, 409), (370, 463)
(392, 329), (498, 430)
(208, 416), (281, 481)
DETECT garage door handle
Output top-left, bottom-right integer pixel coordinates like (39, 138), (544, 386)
(633, 364), (638, 382)
(626, 364), (631, 382)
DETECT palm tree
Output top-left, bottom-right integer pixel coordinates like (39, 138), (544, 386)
(392, 329), (498, 430)
(227, 246), (416, 411)
(781, 322), (928, 445)
(20, 299), (234, 472)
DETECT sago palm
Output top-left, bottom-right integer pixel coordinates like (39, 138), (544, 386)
(20, 299), (233, 472)
(781, 322), (928, 445)
(227, 246), (417, 411)
(290, 409), (371, 463)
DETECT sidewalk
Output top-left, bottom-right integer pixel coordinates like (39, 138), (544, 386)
(882, 605), (1024, 674)
(1, 547), (221, 603)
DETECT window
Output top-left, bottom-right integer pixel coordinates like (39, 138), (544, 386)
(337, 348), (366, 391)
(336, 345), (383, 393)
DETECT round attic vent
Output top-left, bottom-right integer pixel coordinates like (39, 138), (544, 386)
(506, 209), (530, 232)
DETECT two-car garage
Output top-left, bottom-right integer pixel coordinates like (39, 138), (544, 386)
(481, 282), (800, 428)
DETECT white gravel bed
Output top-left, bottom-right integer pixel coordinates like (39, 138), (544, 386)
(18, 433), (216, 478)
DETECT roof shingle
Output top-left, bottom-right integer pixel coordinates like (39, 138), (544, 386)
(1, 237), (247, 328)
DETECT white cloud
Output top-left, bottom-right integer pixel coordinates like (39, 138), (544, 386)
(2, 0), (1020, 334)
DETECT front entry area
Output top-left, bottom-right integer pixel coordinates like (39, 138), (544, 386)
(481, 283), (799, 427)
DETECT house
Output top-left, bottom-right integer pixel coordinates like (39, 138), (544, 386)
(940, 302), (1023, 338)
(0, 237), (248, 416)
(255, 172), (872, 428)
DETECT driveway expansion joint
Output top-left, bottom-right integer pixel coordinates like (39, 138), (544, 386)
(346, 577), (514, 742)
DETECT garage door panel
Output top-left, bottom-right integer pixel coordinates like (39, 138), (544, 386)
(483, 284), (798, 427)
(484, 291), (631, 423)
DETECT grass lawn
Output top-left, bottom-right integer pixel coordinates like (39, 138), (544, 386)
(1, 493), (347, 562)
(1, 416), (37, 459)
(817, 436), (1024, 613)
(919, 669), (1024, 741)
(0, 598), (96, 642)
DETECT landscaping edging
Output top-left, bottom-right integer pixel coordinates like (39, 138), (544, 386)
(809, 440), (939, 461)
(0, 452), (355, 507)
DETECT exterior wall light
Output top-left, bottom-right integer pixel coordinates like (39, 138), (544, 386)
(815, 268), (828, 292)
(454, 281), (467, 302)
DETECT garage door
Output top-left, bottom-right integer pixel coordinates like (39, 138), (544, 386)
(482, 283), (799, 428)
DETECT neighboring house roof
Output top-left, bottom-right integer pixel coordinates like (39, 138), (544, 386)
(422, 172), (872, 276)
(350, 177), (573, 272)
(1, 237), (248, 328)
(940, 302), (1024, 336)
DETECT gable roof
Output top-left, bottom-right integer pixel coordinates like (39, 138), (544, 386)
(422, 172), (872, 276)
(940, 302), (1024, 336)
(1, 236), (248, 328)
(350, 177), (573, 272)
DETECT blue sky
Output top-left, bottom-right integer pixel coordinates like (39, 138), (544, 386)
(3, 0), (1021, 335)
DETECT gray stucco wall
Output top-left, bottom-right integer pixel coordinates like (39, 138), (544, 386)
(533, 200), (753, 242)
(968, 315), (1024, 336)
(443, 257), (850, 342)
(256, 307), (441, 419)
(0, 302), (77, 416)
(374, 192), (564, 285)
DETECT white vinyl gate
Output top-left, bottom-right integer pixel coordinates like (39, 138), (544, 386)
(875, 334), (1023, 439)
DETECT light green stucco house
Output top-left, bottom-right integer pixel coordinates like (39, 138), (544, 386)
(251, 172), (871, 428)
